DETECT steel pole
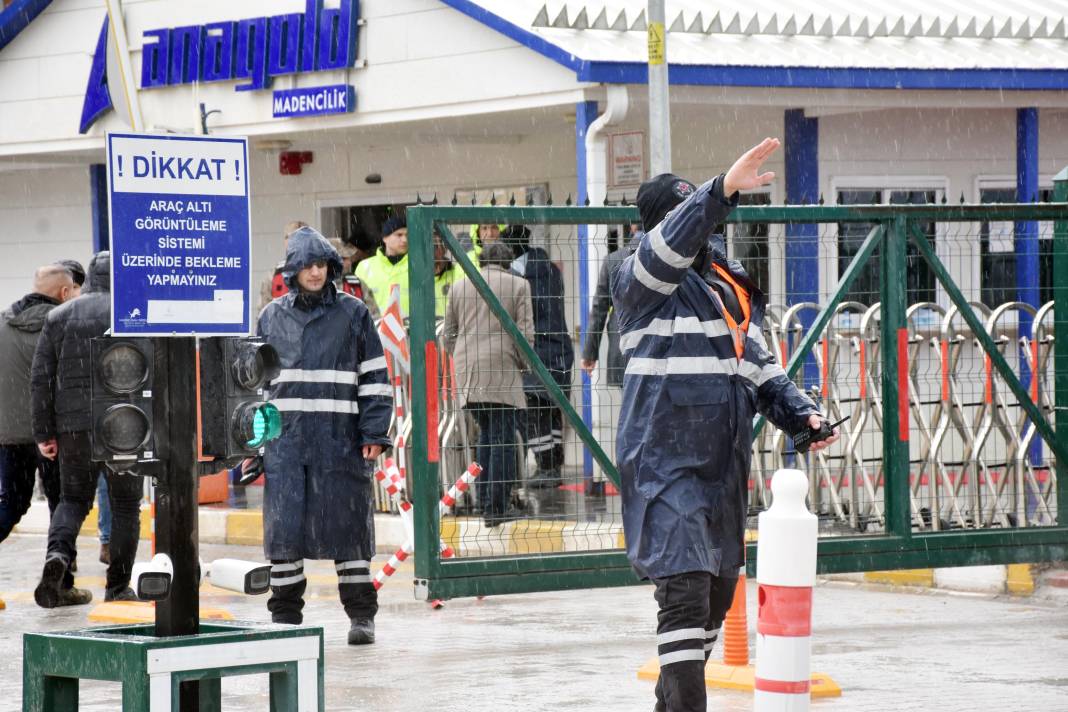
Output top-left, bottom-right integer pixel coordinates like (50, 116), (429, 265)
(155, 336), (201, 710)
(647, 0), (671, 174)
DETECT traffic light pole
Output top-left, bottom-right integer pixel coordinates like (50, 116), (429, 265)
(155, 336), (202, 709)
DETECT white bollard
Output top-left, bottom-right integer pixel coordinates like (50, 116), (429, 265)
(755, 469), (818, 712)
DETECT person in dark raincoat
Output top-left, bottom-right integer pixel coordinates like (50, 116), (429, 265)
(256, 227), (392, 645)
(612, 139), (839, 712)
(582, 225), (643, 388)
(500, 224), (574, 490)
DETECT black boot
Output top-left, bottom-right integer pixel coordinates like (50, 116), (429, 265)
(56, 587), (93, 606)
(34, 557), (66, 609)
(105, 586), (138, 602)
(347, 617), (375, 645)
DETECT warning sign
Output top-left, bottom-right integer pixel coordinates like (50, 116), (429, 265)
(609, 131), (645, 188)
(647, 22), (665, 65)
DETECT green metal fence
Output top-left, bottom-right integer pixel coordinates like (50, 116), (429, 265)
(406, 173), (1068, 601)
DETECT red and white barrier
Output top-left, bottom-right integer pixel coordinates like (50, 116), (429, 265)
(372, 461), (483, 591)
(376, 458), (405, 500)
(755, 469), (818, 712)
(439, 462), (482, 515)
(373, 541), (414, 590)
(397, 500), (415, 544)
(394, 433), (407, 480)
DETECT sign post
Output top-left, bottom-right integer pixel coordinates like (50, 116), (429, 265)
(24, 132), (323, 712)
(107, 132), (251, 711)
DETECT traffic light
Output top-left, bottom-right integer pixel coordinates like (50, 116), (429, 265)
(198, 337), (282, 463)
(90, 337), (157, 470)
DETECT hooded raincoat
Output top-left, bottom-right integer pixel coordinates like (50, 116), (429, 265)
(257, 229), (393, 561)
(612, 176), (817, 581)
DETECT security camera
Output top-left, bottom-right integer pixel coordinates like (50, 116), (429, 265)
(209, 559), (272, 595)
(131, 553), (173, 601)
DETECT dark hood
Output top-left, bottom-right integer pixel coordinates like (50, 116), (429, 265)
(501, 224), (532, 258)
(87, 251), (111, 292)
(4, 293), (59, 332)
(282, 227), (343, 289)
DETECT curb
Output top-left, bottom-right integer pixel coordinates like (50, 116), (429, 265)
(13, 500), (410, 555)
(857, 564), (1037, 596)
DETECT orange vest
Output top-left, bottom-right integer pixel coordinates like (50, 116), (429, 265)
(710, 263), (751, 359)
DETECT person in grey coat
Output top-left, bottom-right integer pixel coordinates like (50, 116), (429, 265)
(443, 242), (535, 527)
(0, 264), (78, 543)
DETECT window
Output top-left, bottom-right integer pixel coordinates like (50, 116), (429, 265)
(837, 189), (938, 305)
(979, 187), (1053, 309)
(729, 192), (771, 292)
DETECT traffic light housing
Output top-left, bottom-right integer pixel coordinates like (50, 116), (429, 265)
(198, 337), (282, 464)
(90, 337), (157, 470)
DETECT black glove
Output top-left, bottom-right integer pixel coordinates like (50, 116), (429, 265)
(237, 456), (264, 486)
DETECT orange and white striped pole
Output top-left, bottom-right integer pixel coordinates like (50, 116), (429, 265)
(755, 469), (818, 711)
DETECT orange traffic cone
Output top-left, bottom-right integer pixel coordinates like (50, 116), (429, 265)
(722, 568), (750, 667)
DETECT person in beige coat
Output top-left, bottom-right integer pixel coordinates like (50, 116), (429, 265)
(443, 242), (535, 527)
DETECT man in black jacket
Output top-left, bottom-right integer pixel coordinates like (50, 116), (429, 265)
(0, 264), (79, 543)
(581, 225), (642, 388)
(31, 251), (144, 607)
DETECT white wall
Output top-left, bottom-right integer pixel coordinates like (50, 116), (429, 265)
(0, 166), (93, 305)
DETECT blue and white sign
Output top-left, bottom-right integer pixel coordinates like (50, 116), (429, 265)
(273, 84), (355, 118)
(107, 132), (252, 336)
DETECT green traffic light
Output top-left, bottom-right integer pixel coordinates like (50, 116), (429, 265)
(247, 403), (282, 448)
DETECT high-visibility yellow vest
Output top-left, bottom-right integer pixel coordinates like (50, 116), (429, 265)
(355, 250), (467, 318)
(434, 264), (463, 317)
(355, 249), (410, 315)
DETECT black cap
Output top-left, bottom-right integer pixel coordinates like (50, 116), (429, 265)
(56, 259), (86, 286)
(381, 215), (406, 237)
(636, 173), (697, 232)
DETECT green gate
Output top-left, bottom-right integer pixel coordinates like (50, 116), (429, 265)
(405, 170), (1068, 601)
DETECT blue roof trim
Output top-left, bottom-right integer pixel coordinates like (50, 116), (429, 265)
(581, 62), (1068, 91)
(0, 0), (52, 53)
(437, 0), (581, 72)
(439, 1), (1068, 92)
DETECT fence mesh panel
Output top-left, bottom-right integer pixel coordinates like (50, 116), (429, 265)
(392, 199), (1068, 599)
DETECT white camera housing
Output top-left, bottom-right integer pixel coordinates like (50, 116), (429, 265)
(131, 553), (173, 601)
(209, 559), (272, 595)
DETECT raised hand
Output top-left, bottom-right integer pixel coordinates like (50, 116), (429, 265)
(723, 137), (781, 198)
